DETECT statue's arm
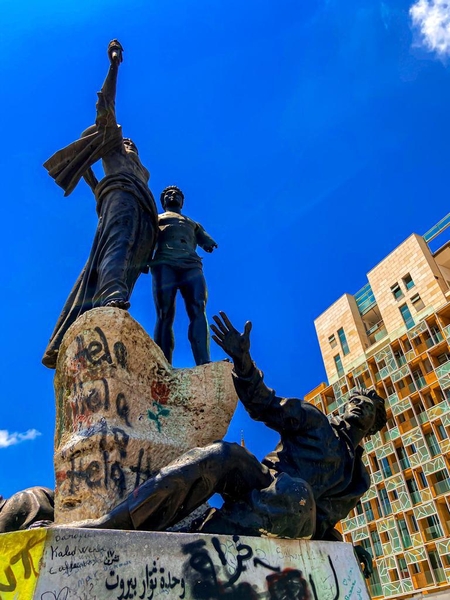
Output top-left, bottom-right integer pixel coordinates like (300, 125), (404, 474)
(96, 40), (124, 130)
(211, 312), (307, 433)
(232, 367), (308, 434)
(196, 223), (218, 253)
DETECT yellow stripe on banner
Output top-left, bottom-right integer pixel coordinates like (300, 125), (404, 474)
(0, 529), (47, 600)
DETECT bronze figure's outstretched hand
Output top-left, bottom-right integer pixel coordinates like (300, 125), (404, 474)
(108, 39), (123, 64)
(203, 242), (218, 253)
(211, 312), (252, 362)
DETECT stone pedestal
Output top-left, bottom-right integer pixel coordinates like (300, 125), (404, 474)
(53, 308), (237, 524)
(0, 528), (371, 599)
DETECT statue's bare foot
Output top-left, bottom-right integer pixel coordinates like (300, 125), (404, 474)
(104, 299), (130, 310)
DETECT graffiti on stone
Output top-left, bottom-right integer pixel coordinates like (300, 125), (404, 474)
(147, 401), (171, 433)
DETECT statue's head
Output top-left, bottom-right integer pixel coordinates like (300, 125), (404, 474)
(161, 186), (184, 211)
(123, 138), (139, 155)
(342, 388), (387, 437)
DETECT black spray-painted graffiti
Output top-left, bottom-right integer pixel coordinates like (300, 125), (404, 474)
(66, 420), (129, 498)
(74, 327), (127, 370)
(61, 421), (153, 499)
(182, 535), (343, 600)
(71, 379), (132, 429)
(105, 553), (186, 600)
(41, 587), (70, 600)
(0, 535), (43, 593)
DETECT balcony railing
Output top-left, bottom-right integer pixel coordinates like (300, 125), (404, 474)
(414, 376), (427, 389)
(434, 478), (450, 495)
(443, 324), (450, 340)
(399, 457), (411, 470)
(327, 400), (338, 412)
(401, 534), (412, 549)
(408, 381), (418, 393)
(425, 336), (435, 349)
(417, 411), (428, 424)
(396, 355), (407, 367)
(424, 524), (444, 541)
(369, 583), (383, 597)
(436, 360), (450, 379)
(409, 490), (421, 504)
(381, 500), (392, 516)
(433, 331), (444, 343)
(399, 417), (418, 433)
(434, 568), (446, 583)
(412, 570), (434, 587)
(372, 542), (383, 557)
(428, 443), (441, 457)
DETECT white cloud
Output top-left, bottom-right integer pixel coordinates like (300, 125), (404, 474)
(0, 429), (41, 448)
(410, 0), (450, 55)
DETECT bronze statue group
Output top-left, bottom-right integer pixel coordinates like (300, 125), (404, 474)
(2, 40), (386, 578)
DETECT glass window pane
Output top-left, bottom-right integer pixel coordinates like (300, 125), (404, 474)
(337, 327), (350, 355)
(400, 304), (415, 329)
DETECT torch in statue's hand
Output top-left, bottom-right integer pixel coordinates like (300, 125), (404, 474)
(108, 39), (124, 64)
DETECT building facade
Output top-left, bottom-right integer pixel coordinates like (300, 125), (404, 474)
(305, 213), (450, 599)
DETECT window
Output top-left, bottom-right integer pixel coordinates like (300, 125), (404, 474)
(423, 357), (433, 373)
(437, 352), (450, 364)
(399, 304), (415, 329)
(425, 432), (440, 457)
(403, 273), (415, 290)
(379, 487), (392, 515)
(380, 531), (390, 543)
(388, 568), (399, 583)
(360, 537), (372, 554)
(430, 325), (443, 343)
(328, 334), (337, 348)
(398, 557), (409, 579)
(370, 454), (380, 472)
(441, 554), (450, 568)
(380, 457), (392, 478)
(411, 293), (425, 311)
(436, 423), (448, 441)
(409, 514), (419, 532)
(417, 471), (428, 489)
(403, 338), (413, 352)
(389, 489), (399, 501)
(391, 283), (403, 300)
(394, 350), (406, 367)
(334, 354), (344, 377)
(397, 518), (412, 549)
(432, 468), (450, 495)
(406, 478), (421, 504)
(337, 328), (350, 356)
(406, 443), (417, 456)
(428, 550), (445, 582)
(374, 496), (383, 519)
(363, 501), (374, 521)
(396, 446), (410, 469)
(423, 514), (444, 540)
(370, 530), (383, 557)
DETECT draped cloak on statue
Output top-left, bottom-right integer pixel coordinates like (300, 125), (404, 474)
(41, 124), (158, 368)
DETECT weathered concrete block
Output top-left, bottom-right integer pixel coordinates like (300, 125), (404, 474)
(54, 308), (237, 523)
(0, 528), (370, 599)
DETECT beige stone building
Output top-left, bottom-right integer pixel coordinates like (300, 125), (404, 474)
(306, 212), (450, 599)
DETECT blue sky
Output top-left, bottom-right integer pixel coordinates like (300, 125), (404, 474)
(1, 0), (450, 498)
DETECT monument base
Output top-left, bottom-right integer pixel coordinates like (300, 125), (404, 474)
(0, 528), (370, 599)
